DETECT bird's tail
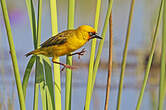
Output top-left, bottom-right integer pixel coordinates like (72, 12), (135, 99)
(25, 49), (41, 57)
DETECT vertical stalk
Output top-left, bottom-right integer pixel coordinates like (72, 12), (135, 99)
(136, 0), (164, 109)
(85, 0), (114, 109)
(90, 0), (114, 104)
(35, 1), (48, 110)
(25, 0), (37, 49)
(43, 56), (55, 110)
(158, 0), (166, 109)
(104, 12), (113, 110)
(33, 83), (39, 110)
(85, 0), (101, 109)
(25, 0), (40, 110)
(65, 0), (75, 110)
(0, 0), (26, 110)
(36, 0), (42, 48)
(50, 0), (61, 110)
(116, 0), (135, 110)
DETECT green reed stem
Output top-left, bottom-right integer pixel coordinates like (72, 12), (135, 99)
(40, 80), (46, 110)
(43, 57), (55, 110)
(33, 83), (39, 110)
(0, 0), (26, 110)
(50, 0), (61, 110)
(25, 0), (46, 110)
(158, 0), (166, 109)
(25, 0), (37, 49)
(88, 0), (114, 107)
(136, 0), (164, 110)
(34, 56), (45, 110)
(116, 0), (135, 110)
(85, 0), (101, 109)
(36, 0), (42, 48)
(35, 1), (48, 110)
(65, 0), (75, 110)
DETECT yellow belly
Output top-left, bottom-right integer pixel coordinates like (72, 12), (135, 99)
(40, 42), (84, 57)
(39, 35), (88, 57)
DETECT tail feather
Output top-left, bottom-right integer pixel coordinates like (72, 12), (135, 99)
(25, 49), (41, 57)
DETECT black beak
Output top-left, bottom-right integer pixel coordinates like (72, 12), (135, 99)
(89, 33), (102, 40)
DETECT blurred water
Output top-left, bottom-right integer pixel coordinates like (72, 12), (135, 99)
(0, 0), (163, 110)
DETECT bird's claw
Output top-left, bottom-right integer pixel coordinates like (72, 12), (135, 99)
(60, 65), (77, 72)
(68, 48), (87, 59)
(77, 48), (87, 59)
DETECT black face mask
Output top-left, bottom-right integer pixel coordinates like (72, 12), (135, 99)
(88, 32), (102, 40)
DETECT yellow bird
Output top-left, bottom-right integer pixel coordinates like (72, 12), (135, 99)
(25, 25), (102, 69)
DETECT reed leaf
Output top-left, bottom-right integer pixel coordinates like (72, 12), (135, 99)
(43, 57), (55, 110)
(0, 0), (26, 110)
(65, 0), (75, 110)
(22, 55), (36, 98)
(50, 0), (62, 110)
(24, 1), (38, 103)
(24, 1), (38, 105)
(158, 0), (166, 109)
(136, 0), (164, 109)
(85, 0), (101, 109)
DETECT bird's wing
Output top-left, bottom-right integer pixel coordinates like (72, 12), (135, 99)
(40, 30), (73, 48)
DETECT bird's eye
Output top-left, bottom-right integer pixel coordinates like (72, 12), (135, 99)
(89, 32), (95, 36)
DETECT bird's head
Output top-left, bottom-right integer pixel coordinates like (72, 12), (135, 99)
(77, 25), (102, 40)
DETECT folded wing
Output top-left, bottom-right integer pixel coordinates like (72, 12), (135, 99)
(40, 30), (73, 48)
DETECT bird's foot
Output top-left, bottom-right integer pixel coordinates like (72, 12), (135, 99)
(69, 48), (87, 59)
(60, 64), (77, 72)
(52, 60), (77, 72)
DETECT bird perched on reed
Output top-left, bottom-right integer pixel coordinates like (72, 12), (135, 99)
(25, 25), (102, 69)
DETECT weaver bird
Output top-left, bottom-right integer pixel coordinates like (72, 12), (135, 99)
(25, 25), (102, 69)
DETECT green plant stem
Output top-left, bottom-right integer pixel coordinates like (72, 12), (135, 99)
(85, 0), (101, 109)
(159, 0), (166, 109)
(89, 0), (114, 105)
(34, 56), (45, 110)
(35, 1), (48, 110)
(33, 83), (39, 110)
(40, 81), (47, 110)
(116, 0), (135, 110)
(104, 12), (113, 110)
(0, 0), (26, 110)
(43, 57), (55, 110)
(25, 0), (37, 49)
(50, 0), (61, 110)
(136, 0), (164, 110)
(37, 0), (42, 48)
(65, 0), (75, 110)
